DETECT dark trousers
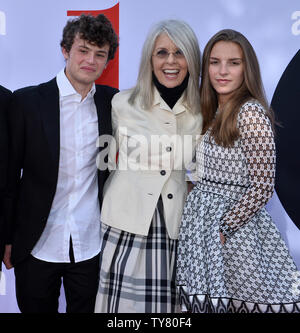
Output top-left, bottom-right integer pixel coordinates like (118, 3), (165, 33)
(14, 247), (100, 313)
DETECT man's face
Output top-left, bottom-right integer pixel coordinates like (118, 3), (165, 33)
(62, 34), (110, 94)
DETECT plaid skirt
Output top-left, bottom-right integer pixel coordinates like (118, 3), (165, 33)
(94, 198), (179, 313)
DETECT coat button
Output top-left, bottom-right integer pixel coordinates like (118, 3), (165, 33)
(167, 193), (173, 199)
(160, 170), (166, 176)
(166, 146), (172, 152)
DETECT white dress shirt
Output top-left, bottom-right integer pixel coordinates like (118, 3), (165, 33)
(31, 68), (101, 263)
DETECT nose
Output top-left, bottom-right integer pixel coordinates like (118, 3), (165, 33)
(219, 62), (228, 75)
(86, 53), (96, 64)
(166, 52), (177, 64)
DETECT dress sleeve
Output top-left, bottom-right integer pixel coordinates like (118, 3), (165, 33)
(219, 102), (276, 237)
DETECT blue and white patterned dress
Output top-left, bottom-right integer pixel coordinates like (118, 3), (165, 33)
(176, 100), (300, 313)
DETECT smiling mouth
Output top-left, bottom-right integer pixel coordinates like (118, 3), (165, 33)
(163, 69), (179, 74)
(163, 69), (180, 79)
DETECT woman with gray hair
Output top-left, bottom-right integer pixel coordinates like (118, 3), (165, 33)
(94, 19), (202, 313)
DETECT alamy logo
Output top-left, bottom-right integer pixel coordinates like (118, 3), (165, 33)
(95, 132), (200, 171)
(0, 10), (6, 35)
(291, 11), (300, 35)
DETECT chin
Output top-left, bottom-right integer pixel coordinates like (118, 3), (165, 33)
(81, 74), (98, 84)
(163, 81), (181, 88)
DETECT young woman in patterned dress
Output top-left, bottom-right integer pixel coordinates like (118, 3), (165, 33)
(176, 29), (300, 313)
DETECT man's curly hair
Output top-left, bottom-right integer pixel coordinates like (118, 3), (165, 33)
(60, 14), (119, 61)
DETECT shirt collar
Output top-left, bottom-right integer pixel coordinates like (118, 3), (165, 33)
(56, 68), (96, 99)
(153, 87), (188, 115)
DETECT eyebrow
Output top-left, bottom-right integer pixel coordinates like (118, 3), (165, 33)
(210, 56), (243, 61)
(154, 47), (180, 51)
(96, 50), (109, 55)
(78, 45), (108, 54)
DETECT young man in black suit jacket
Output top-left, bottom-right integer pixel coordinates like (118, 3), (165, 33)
(3, 14), (119, 313)
(0, 85), (11, 271)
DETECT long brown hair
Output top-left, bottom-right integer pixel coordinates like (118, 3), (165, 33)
(200, 29), (274, 147)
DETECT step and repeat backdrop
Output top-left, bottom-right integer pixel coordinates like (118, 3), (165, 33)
(0, 0), (299, 312)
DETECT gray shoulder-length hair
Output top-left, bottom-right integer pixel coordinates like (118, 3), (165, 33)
(128, 19), (201, 113)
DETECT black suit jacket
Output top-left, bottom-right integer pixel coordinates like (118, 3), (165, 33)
(5, 78), (118, 265)
(0, 85), (12, 267)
